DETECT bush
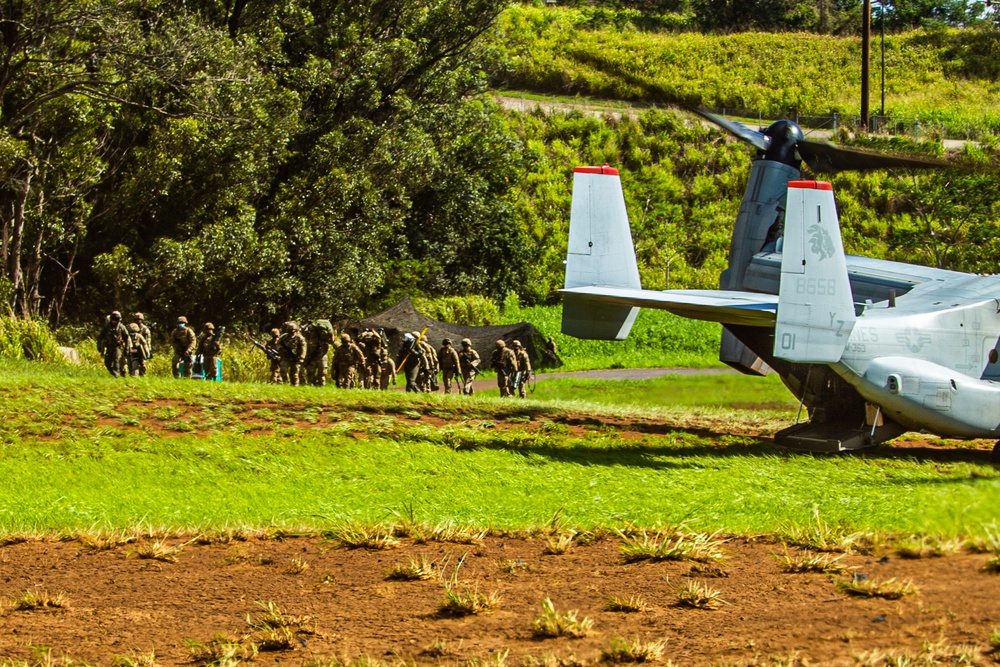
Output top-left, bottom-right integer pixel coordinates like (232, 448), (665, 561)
(0, 317), (62, 363)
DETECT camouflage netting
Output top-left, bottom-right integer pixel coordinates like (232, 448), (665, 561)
(340, 298), (552, 367)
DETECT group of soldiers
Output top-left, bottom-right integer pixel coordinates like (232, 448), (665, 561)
(97, 312), (538, 397)
(97, 311), (223, 380)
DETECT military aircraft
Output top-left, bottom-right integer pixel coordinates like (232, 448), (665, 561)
(560, 112), (1000, 460)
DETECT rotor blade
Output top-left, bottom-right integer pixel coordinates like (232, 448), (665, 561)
(797, 138), (952, 173)
(689, 108), (771, 152)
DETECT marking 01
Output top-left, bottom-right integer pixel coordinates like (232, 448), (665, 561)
(796, 277), (836, 296)
(780, 332), (796, 350)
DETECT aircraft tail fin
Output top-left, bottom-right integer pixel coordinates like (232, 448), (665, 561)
(774, 181), (856, 363)
(562, 165), (643, 340)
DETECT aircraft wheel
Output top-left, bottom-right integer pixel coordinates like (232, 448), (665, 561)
(992, 441), (1000, 464)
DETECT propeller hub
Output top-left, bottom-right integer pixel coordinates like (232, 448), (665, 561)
(762, 120), (804, 168)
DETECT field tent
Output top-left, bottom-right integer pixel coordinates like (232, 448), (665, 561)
(341, 297), (550, 367)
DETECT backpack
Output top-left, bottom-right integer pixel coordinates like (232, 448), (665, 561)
(314, 319), (334, 344)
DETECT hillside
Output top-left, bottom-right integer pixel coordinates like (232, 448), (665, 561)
(497, 5), (1000, 136)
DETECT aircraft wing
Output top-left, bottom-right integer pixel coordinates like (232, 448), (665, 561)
(560, 286), (777, 327)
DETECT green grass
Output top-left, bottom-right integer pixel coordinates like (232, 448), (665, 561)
(530, 372), (797, 408)
(0, 361), (998, 540)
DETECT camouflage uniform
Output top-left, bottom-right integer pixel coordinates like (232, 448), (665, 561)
(438, 339), (461, 394)
(333, 333), (365, 389)
(303, 322), (333, 386)
(357, 328), (383, 389)
(490, 339), (516, 397)
(512, 340), (532, 399)
(265, 328), (282, 383)
(458, 338), (481, 396)
(171, 316), (197, 379)
(97, 311), (130, 378)
(278, 322), (307, 386)
(416, 333), (438, 391)
(378, 349), (397, 390)
(133, 313), (153, 376)
(197, 322), (223, 381)
(126, 323), (150, 377)
(396, 333), (426, 393)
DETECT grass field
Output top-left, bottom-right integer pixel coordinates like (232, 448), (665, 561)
(2, 360), (998, 542)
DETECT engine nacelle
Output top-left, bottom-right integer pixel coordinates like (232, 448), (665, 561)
(846, 356), (1000, 438)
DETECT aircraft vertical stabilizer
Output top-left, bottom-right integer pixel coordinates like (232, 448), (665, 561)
(774, 181), (856, 363)
(562, 166), (642, 340)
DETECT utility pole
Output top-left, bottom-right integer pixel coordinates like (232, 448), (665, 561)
(861, 0), (871, 131)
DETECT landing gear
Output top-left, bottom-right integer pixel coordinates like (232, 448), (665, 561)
(992, 441), (1000, 464)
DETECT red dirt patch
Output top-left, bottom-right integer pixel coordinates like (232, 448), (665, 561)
(0, 536), (997, 665)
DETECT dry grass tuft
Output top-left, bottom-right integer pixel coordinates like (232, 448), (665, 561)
(439, 583), (502, 617)
(602, 594), (649, 613)
(127, 540), (185, 563)
(983, 554), (1000, 574)
(530, 598), (593, 638)
(324, 523), (399, 550)
(499, 558), (530, 574)
(618, 529), (725, 564)
(385, 556), (439, 581)
(111, 651), (159, 667)
(601, 636), (669, 663)
(771, 548), (848, 574)
(9, 590), (70, 611)
(185, 633), (258, 666)
(282, 557), (310, 575)
(893, 535), (962, 559)
(674, 580), (725, 610)
(543, 532), (576, 555)
(835, 576), (917, 600)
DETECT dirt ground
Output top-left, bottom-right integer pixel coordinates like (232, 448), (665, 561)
(0, 534), (997, 666)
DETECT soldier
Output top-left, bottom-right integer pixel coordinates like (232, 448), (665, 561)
(512, 339), (532, 398)
(303, 321), (333, 386)
(416, 332), (439, 392)
(197, 322), (223, 381)
(126, 323), (150, 377)
(458, 338), (481, 395)
(378, 349), (397, 390)
(542, 335), (561, 367)
(133, 314), (152, 360)
(277, 321), (307, 386)
(438, 338), (461, 394)
(490, 339), (516, 397)
(171, 316), (197, 379)
(265, 328), (282, 383)
(97, 311), (130, 378)
(333, 333), (365, 389)
(396, 332), (426, 393)
(357, 328), (382, 389)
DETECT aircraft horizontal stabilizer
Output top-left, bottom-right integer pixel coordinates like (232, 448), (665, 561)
(561, 286), (777, 327)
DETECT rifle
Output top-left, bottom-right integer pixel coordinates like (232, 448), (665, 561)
(248, 336), (280, 363)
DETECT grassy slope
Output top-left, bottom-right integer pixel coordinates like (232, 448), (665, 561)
(2, 361), (997, 539)
(499, 6), (1000, 134)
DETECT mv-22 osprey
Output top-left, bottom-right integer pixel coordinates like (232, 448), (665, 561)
(561, 111), (1000, 459)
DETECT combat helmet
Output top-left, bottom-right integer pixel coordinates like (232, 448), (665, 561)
(341, 333), (352, 343)
(204, 322), (215, 331)
(442, 338), (452, 345)
(461, 338), (472, 348)
(283, 320), (299, 333)
(133, 312), (144, 322)
(128, 323), (139, 333)
(495, 339), (506, 348)
(512, 340), (522, 348)
(110, 310), (121, 321)
(177, 316), (188, 325)
(270, 328), (281, 337)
